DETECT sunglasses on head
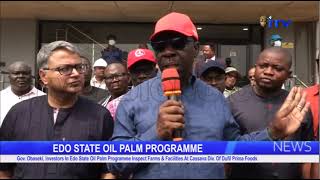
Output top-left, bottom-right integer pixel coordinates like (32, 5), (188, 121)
(151, 36), (194, 52)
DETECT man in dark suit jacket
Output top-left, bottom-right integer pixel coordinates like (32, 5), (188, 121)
(193, 43), (225, 77)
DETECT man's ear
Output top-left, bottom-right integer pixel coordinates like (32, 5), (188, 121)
(39, 69), (48, 86)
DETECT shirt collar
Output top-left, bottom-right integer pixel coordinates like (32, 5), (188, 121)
(91, 76), (105, 83)
(92, 76), (98, 82)
(10, 86), (37, 97)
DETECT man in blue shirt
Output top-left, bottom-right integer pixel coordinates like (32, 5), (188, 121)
(108, 12), (310, 179)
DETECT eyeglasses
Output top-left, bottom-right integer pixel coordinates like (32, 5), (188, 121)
(43, 64), (87, 76)
(151, 36), (193, 52)
(130, 65), (156, 76)
(105, 73), (128, 82)
(130, 69), (156, 77)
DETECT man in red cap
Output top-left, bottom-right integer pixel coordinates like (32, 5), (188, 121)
(127, 48), (158, 87)
(108, 12), (310, 179)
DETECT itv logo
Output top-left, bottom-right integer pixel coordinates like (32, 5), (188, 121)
(260, 16), (292, 28)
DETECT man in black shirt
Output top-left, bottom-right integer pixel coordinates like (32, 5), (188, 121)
(0, 41), (114, 179)
(80, 56), (109, 103)
(228, 47), (314, 179)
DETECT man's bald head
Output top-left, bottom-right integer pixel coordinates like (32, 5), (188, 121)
(7, 61), (33, 96)
(254, 47), (293, 93)
(8, 61), (31, 73)
(257, 47), (292, 69)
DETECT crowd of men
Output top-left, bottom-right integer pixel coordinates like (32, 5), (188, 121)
(0, 12), (318, 179)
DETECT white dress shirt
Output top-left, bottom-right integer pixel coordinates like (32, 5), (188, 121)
(90, 76), (107, 90)
(205, 56), (216, 63)
(0, 86), (45, 127)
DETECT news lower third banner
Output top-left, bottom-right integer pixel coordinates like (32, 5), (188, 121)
(0, 141), (319, 163)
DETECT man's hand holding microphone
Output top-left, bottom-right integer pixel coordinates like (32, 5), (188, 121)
(157, 68), (184, 141)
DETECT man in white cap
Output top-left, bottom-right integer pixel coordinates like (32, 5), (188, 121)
(80, 56), (109, 103)
(90, 58), (107, 90)
(224, 67), (241, 97)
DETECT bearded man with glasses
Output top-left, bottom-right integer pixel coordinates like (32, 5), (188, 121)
(108, 12), (310, 179)
(0, 41), (114, 179)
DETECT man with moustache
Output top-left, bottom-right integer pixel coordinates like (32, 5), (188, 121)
(101, 63), (130, 120)
(0, 41), (114, 179)
(0, 61), (45, 127)
(198, 60), (226, 93)
(127, 48), (158, 87)
(228, 47), (314, 179)
(108, 12), (310, 178)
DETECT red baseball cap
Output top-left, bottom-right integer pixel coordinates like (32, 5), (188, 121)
(127, 49), (157, 70)
(150, 12), (199, 41)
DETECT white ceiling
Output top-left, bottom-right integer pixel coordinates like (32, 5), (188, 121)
(1, 1), (319, 23)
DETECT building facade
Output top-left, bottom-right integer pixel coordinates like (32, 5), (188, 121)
(1, 1), (319, 89)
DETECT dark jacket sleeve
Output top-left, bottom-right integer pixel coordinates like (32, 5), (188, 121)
(102, 109), (114, 141)
(0, 105), (19, 172)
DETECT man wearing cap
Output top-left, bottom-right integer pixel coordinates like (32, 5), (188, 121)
(127, 48), (158, 87)
(270, 34), (282, 47)
(198, 60), (226, 93)
(80, 56), (109, 103)
(91, 58), (107, 90)
(108, 12), (310, 179)
(224, 67), (241, 97)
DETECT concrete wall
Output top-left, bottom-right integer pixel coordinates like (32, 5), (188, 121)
(0, 19), (317, 89)
(0, 19), (37, 89)
(294, 22), (316, 86)
(248, 44), (261, 67)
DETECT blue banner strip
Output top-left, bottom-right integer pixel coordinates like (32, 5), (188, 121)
(0, 141), (318, 155)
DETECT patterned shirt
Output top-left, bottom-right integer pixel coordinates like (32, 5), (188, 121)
(106, 95), (124, 120)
